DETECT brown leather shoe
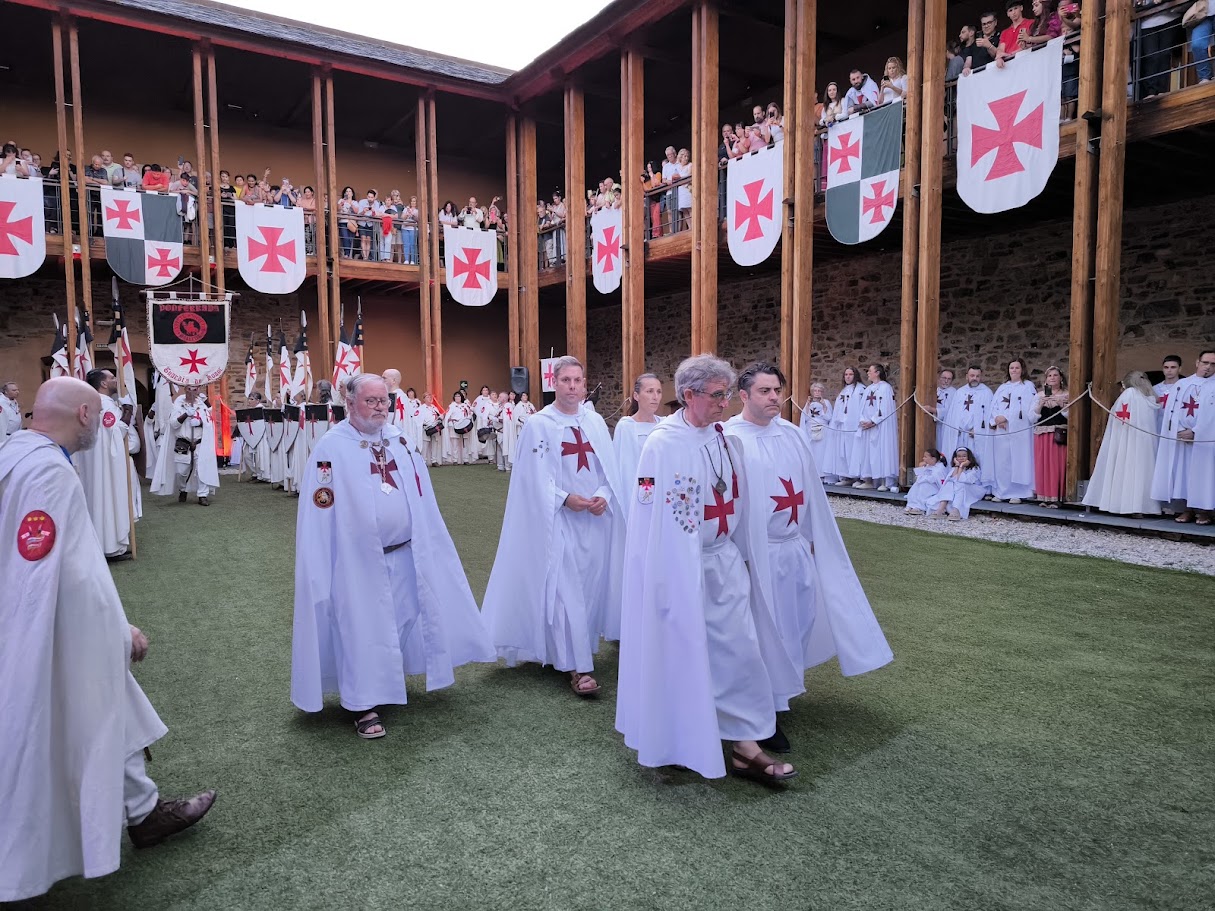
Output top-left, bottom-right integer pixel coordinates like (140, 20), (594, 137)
(178, 491), (187, 503)
(198, 497), (209, 506)
(128, 789), (217, 849)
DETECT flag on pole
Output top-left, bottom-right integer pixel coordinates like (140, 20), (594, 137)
(264, 325), (273, 403)
(352, 298), (365, 371)
(292, 311), (313, 402)
(824, 101), (903, 245)
(277, 327), (292, 401)
(108, 277), (137, 399)
(73, 308), (95, 381)
(332, 307), (361, 397)
(49, 316), (70, 378)
(244, 334), (257, 400)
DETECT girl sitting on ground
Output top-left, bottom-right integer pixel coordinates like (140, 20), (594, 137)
(928, 448), (985, 521)
(905, 449), (948, 515)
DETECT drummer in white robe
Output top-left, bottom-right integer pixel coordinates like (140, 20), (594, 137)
(152, 384), (219, 506)
(797, 382), (832, 479)
(988, 358), (1037, 503)
(74, 369), (141, 561)
(939, 366), (994, 492)
(397, 386), (424, 453)
(726, 362), (893, 753)
(826, 367), (864, 484)
(1082, 371), (1161, 515)
(418, 393), (445, 466)
(291, 374), (494, 739)
(482, 356), (627, 697)
(616, 355), (803, 784)
(1178, 350), (1215, 524)
(0, 378), (214, 902)
(848, 363), (899, 491)
(473, 385), (497, 462)
(613, 373), (664, 521)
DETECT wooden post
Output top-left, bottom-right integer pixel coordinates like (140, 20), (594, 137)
(52, 18), (77, 370)
(1065, 0), (1106, 497)
(427, 91), (444, 397)
(789, 0), (815, 424)
(898, 0), (925, 482)
(417, 93), (435, 394)
(310, 71), (331, 383)
(68, 20), (94, 355)
(690, 2), (719, 353)
(620, 49), (646, 394)
(564, 83), (587, 363)
(1090, 0), (1131, 466)
(518, 117), (541, 403)
(207, 49), (224, 296)
(779, 0), (797, 414)
(505, 115), (521, 366)
(192, 45), (212, 294)
(324, 72), (342, 381)
(914, 0), (947, 457)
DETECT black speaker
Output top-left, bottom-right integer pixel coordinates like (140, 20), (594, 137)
(510, 367), (529, 395)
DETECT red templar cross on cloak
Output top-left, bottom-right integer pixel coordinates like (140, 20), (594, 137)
(561, 427), (595, 472)
(971, 90), (1044, 182)
(866, 391), (877, 406)
(1182, 396), (1200, 418)
(861, 180), (896, 225)
(829, 132), (860, 175)
(733, 179), (774, 241)
(105, 198), (141, 231)
(453, 247), (491, 289)
(1114, 403), (1131, 422)
(371, 456), (400, 489)
(247, 226), (297, 273)
(704, 487), (735, 538)
(147, 247), (180, 278)
(596, 225), (621, 272)
(178, 349), (208, 374)
(0, 201), (34, 255)
(963, 394), (974, 411)
(771, 477), (804, 527)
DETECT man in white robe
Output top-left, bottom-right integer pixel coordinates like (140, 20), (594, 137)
(481, 356), (627, 697)
(848, 363), (899, 490)
(0, 380), (22, 447)
(493, 391), (518, 471)
(988, 359), (1037, 503)
(383, 369), (408, 431)
(931, 368), (956, 457)
(726, 363), (893, 753)
(0, 378), (215, 902)
(1082, 373), (1161, 515)
(292, 374), (494, 738)
(1179, 350), (1215, 524)
(1152, 352), (1212, 522)
(143, 371), (173, 480)
(74, 369), (140, 561)
(1152, 355), (1185, 438)
(418, 393), (445, 466)
(940, 366), (995, 490)
(152, 385), (219, 505)
(616, 355), (802, 783)
(397, 386), (424, 453)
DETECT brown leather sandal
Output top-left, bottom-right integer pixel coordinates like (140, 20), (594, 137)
(729, 750), (797, 784)
(569, 672), (601, 697)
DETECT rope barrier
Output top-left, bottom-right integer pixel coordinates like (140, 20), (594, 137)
(1085, 383), (1215, 444)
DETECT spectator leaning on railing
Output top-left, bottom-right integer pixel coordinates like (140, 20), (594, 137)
(1186, 1), (1214, 85)
(877, 57), (909, 104)
(1138, 0), (1185, 100)
(844, 69), (880, 115)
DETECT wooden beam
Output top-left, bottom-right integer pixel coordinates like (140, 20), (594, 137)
(505, 115), (521, 367)
(779, 0), (797, 416)
(914, 0), (947, 459)
(324, 72), (342, 377)
(690, 1), (719, 354)
(427, 90), (443, 397)
(1090, 0), (1131, 469)
(416, 92), (434, 396)
(620, 49), (646, 393)
(52, 17), (77, 371)
(68, 20), (93, 351)
(207, 48), (225, 297)
(898, 0), (924, 482)
(1065, 0), (1105, 497)
(311, 70), (332, 384)
(564, 83), (587, 364)
(789, 0), (815, 428)
(192, 45), (212, 295)
(518, 117), (541, 403)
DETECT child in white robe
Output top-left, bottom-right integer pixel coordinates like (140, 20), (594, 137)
(928, 448), (985, 521)
(905, 449), (947, 514)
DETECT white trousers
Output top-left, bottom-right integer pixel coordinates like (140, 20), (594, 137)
(175, 457), (211, 497)
(124, 750), (159, 825)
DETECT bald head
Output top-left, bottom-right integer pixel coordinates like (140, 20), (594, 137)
(30, 377), (102, 453)
(381, 369), (401, 392)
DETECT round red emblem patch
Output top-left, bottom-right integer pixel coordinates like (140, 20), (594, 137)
(17, 510), (57, 561)
(102, 411), (117, 428)
(313, 487), (334, 509)
(172, 311), (208, 344)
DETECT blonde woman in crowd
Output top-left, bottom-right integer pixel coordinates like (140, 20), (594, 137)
(613, 373), (664, 522)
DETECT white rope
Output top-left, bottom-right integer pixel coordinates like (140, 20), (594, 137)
(1085, 383), (1215, 444)
(911, 387), (1089, 438)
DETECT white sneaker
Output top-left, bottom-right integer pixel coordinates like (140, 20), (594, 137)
(855, 481), (876, 490)
(877, 485), (890, 492)
(1009, 498), (1023, 505)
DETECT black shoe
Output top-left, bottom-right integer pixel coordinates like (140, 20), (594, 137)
(759, 721), (791, 754)
(106, 551), (133, 564)
(128, 789), (217, 849)
(178, 491), (187, 503)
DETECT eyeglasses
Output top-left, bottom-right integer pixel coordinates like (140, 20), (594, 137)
(694, 389), (733, 402)
(361, 397), (389, 407)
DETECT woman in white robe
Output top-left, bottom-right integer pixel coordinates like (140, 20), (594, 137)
(905, 449), (947, 514)
(988, 358), (1037, 502)
(928, 448), (985, 520)
(1082, 372), (1162, 516)
(492, 392), (519, 470)
(418, 393), (444, 467)
(444, 391), (476, 464)
(826, 367), (865, 483)
(798, 383), (832, 478)
(612, 373), (664, 522)
(515, 392), (537, 431)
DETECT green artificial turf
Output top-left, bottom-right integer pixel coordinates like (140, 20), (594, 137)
(16, 465), (1214, 911)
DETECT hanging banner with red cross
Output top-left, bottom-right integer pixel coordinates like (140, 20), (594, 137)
(146, 291), (232, 386)
(100, 187), (183, 286)
(590, 207), (623, 294)
(0, 175), (46, 279)
(956, 37), (1062, 214)
(540, 356), (564, 393)
(235, 203), (306, 294)
(443, 225), (498, 307)
(726, 144), (782, 266)
(824, 101), (902, 245)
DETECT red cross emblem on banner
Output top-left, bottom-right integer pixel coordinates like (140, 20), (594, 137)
(596, 226), (621, 272)
(971, 90), (1044, 181)
(247, 226), (297, 273)
(560, 427), (595, 472)
(147, 247), (180, 277)
(334, 346), (360, 376)
(862, 180), (896, 225)
(829, 132), (860, 174)
(1114, 403), (1131, 422)
(543, 363), (556, 387)
(733, 179), (774, 241)
(770, 477), (804, 527)
(704, 487), (735, 538)
(0, 201), (34, 255)
(452, 247), (491, 288)
(105, 198), (141, 230)
(179, 349), (208, 374)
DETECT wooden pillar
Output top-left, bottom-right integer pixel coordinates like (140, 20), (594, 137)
(564, 84), (587, 363)
(620, 49), (646, 393)
(779, 0), (797, 410)
(191, 45), (212, 294)
(417, 94), (434, 394)
(51, 18), (77, 369)
(518, 117), (540, 403)
(324, 72), (342, 380)
(206, 49), (224, 296)
(914, 0), (947, 457)
(898, 0), (925, 480)
(690, 2), (719, 353)
(1065, 0), (1106, 496)
(505, 115), (521, 367)
(426, 91), (443, 397)
(68, 20), (93, 349)
(310, 70), (331, 382)
(789, 0), (815, 422)
(1090, 0), (1130, 476)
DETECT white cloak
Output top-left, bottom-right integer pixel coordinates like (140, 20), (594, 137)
(826, 383), (865, 478)
(143, 375), (173, 480)
(495, 402), (519, 466)
(988, 380), (1037, 499)
(1082, 387), (1161, 515)
(934, 386), (956, 456)
(1150, 376), (1201, 503)
(473, 394), (496, 457)
(726, 416), (894, 677)
(0, 432), (166, 902)
(418, 403), (445, 464)
(481, 404), (627, 664)
(906, 462), (948, 511)
(73, 396), (138, 555)
(1184, 376), (1215, 510)
(927, 467), (985, 518)
(940, 383), (995, 486)
(848, 380), (899, 481)
(515, 400), (537, 428)
(396, 395), (424, 453)
(798, 398), (832, 474)
(615, 412), (803, 778)
(612, 414), (661, 522)
(1152, 380), (1183, 437)
(151, 395), (220, 495)
(291, 420), (495, 711)
(444, 401), (475, 463)
(0, 393), (21, 446)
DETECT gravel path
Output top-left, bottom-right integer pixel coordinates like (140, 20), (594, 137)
(829, 495), (1215, 577)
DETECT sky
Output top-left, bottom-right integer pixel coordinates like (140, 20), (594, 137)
(215, 0), (617, 71)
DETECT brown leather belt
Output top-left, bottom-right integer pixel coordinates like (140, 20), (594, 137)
(383, 540), (411, 554)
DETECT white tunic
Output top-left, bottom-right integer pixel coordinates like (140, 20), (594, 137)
(496, 401), (519, 466)
(927, 467), (986, 518)
(826, 383), (865, 478)
(1152, 380), (1183, 438)
(798, 398), (832, 474)
(940, 383), (995, 487)
(443, 401), (475, 463)
(1183, 376), (1215, 510)
(418, 403), (444, 464)
(612, 414), (661, 521)
(906, 462), (947, 511)
(988, 380), (1037, 499)
(0, 393), (21, 446)
(1150, 376), (1205, 504)
(934, 386), (956, 456)
(151, 395), (220, 496)
(848, 380), (899, 481)
(73, 396), (138, 555)
(1082, 387), (1161, 515)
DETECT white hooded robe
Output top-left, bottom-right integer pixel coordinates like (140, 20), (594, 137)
(1082, 387), (1161, 515)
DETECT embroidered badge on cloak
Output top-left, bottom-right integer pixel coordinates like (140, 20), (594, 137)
(102, 411), (116, 428)
(17, 510), (57, 561)
(316, 460), (332, 485)
(665, 474), (701, 534)
(313, 487), (334, 509)
(637, 476), (655, 504)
